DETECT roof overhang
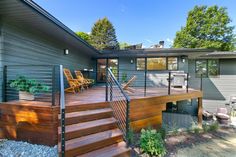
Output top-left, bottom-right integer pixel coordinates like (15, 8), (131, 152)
(0, 0), (100, 56)
(198, 51), (236, 59)
(95, 48), (213, 59)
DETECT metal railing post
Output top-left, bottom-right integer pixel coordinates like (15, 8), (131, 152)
(52, 65), (56, 106)
(59, 65), (65, 157)
(144, 58), (147, 97)
(186, 73), (189, 93)
(2, 66), (7, 102)
(105, 67), (108, 101)
(125, 99), (130, 147)
(110, 79), (113, 101)
(168, 71), (171, 95)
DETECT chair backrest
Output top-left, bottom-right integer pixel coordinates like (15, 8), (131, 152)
(64, 68), (74, 80)
(123, 75), (136, 89)
(75, 70), (85, 82)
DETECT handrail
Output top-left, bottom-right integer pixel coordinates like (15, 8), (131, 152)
(108, 69), (130, 102)
(107, 68), (131, 146)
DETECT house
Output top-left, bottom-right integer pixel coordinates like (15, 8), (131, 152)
(0, 0), (235, 156)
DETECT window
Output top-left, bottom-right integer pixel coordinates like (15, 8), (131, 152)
(195, 59), (219, 77)
(208, 60), (219, 77)
(147, 57), (166, 70)
(168, 57), (178, 70)
(136, 58), (145, 70)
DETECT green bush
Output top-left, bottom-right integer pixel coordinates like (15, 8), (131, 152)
(9, 76), (49, 94)
(158, 128), (166, 140)
(209, 122), (219, 132)
(140, 128), (166, 157)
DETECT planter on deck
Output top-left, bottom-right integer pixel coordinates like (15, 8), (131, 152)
(19, 91), (35, 101)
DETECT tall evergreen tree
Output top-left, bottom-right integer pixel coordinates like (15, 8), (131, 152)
(90, 17), (119, 50)
(173, 5), (235, 51)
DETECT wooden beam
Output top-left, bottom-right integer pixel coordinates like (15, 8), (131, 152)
(198, 97), (203, 128)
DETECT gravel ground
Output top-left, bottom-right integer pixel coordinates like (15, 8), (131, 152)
(0, 139), (58, 157)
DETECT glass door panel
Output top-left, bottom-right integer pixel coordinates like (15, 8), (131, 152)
(108, 59), (118, 79)
(97, 59), (107, 82)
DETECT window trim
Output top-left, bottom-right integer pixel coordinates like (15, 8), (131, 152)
(136, 56), (179, 71)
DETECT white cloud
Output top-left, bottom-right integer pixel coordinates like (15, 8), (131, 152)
(87, 32), (91, 35)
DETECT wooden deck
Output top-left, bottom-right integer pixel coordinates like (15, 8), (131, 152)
(0, 86), (203, 146)
(64, 86), (200, 106)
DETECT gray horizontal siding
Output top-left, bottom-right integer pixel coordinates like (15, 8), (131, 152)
(188, 59), (236, 110)
(0, 22), (95, 102)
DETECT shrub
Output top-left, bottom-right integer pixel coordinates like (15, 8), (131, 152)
(209, 122), (219, 132)
(140, 128), (166, 157)
(193, 127), (201, 134)
(127, 128), (134, 146)
(9, 76), (49, 94)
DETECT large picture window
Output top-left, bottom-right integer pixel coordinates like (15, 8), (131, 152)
(136, 57), (178, 70)
(195, 59), (219, 77)
(147, 57), (166, 70)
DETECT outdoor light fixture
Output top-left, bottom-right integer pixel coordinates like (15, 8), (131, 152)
(180, 56), (186, 63)
(130, 59), (134, 64)
(64, 49), (69, 55)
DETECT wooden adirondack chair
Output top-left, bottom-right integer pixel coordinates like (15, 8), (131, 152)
(74, 70), (94, 88)
(63, 68), (82, 93)
(122, 75), (137, 93)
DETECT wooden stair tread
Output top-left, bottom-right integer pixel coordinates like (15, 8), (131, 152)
(59, 108), (112, 119)
(58, 117), (117, 133)
(59, 128), (123, 151)
(77, 141), (131, 157)
(65, 102), (110, 112)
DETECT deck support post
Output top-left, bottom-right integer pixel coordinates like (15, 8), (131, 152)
(197, 97), (203, 128)
(168, 72), (171, 95)
(105, 67), (108, 101)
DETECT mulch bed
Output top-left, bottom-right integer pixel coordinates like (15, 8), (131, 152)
(131, 127), (236, 157)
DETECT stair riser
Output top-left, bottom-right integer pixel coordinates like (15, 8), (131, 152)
(59, 123), (117, 140)
(65, 135), (123, 157)
(61, 112), (113, 125)
(65, 103), (110, 113)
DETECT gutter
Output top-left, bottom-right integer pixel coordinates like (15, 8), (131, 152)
(21, 0), (101, 54)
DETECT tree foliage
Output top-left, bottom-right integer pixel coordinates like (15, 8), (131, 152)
(173, 5), (235, 51)
(76, 32), (91, 44)
(119, 42), (130, 49)
(90, 17), (119, 50)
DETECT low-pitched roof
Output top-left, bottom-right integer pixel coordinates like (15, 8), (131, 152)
(0, 0), (100, 56)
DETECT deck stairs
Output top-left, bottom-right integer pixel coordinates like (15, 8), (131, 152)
(58, 101), (131, 157)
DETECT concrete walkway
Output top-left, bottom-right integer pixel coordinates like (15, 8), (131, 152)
(176, 131), (236, 157)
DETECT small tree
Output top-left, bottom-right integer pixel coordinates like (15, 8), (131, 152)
(76, 32), (91, 44)
(173, 5), (235, 51)
(90, 17), (119, 50)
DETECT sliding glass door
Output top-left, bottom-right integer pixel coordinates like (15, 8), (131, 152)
(96, 58), (118, 82)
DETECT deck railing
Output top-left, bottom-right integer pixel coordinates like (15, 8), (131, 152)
(110, 68), (206, 97)
(106, 68), (131, 146)
(3, 65), (60, 106)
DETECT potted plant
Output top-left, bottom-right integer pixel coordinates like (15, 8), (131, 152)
(9, 76), (49, 101)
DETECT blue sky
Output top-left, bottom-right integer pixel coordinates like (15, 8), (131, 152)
(34, 0), (236, 48)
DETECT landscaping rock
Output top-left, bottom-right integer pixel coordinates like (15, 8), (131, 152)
(0, 139), (58, 157)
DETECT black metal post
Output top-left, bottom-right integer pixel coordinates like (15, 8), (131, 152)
(168, 71), (171, 95)
(200, 74), (203, 91)
(52, 66), (56, 106)
(144, 58), (147, 97)
(2, 66), (7, 102)
(125, 99), (130, 147)
(105, 67), (108, 101)
(59, 65), (65, 157)
(186, 73), (189, 93)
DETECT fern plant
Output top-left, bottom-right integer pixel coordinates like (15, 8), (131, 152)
(9, 76), (49, 94)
